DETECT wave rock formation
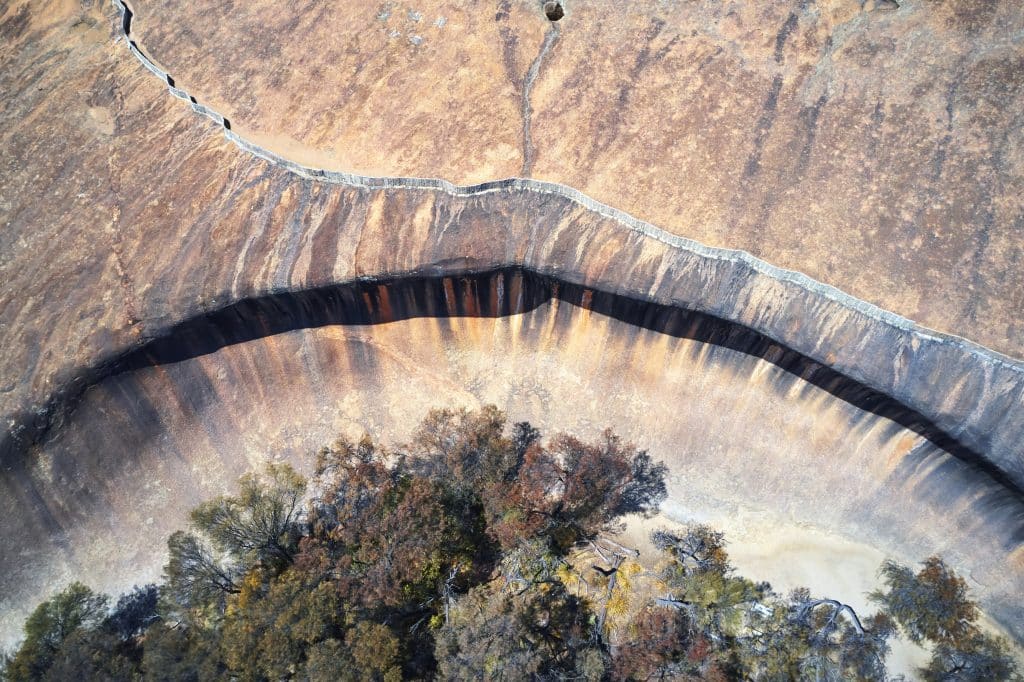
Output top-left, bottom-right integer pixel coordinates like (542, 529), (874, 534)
(0, 0), (1021, 649)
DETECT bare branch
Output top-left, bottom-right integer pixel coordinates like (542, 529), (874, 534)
(798, 598), (867, 635)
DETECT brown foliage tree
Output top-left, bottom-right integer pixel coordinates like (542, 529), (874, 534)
(611, 606), (692, 680)
(870, 556), (978, 647)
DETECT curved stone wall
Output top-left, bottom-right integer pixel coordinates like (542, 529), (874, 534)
(2, 270), (1023, 648)
(42, 269), (1024, 492)
(126, 0), (1024, 358)
(4, 0), (1022, 487)
(0, 0), (1021, 657)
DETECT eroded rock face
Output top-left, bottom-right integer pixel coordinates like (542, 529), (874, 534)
(129, 0), (1024, 356)
(0, 0), (1022, 655)
(3, 283), (1023, 647)
(1, 0), (1020, 481)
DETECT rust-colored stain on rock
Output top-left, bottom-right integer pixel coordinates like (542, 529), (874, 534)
(0, 0), (1023, 657)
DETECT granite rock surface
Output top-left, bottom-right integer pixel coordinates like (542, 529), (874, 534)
(131, 0), (1024, 356)
(0, 0), (1022, 653)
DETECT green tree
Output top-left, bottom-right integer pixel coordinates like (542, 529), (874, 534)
(870, 556), (977, 647)
(921, 631), (1022, 681)
(189, 462), (306, 570)
(140, 621), (225, 681)
(654, 526), (761, 640)
(871, 556), (1021, 681)
(39, 628), (139, 682)
(647, 528), (895, 681)
(4, 583), (108, 681)
(343, 621), (403, 682)
(163, 463), (306, 621)
(219, 567), (342, 679)
(105, 584), (160, 640)
(652, 525), (731, 575)
(435, 573), (602, 680)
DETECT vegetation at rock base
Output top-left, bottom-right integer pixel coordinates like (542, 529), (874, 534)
(1, 406), (1020, 681)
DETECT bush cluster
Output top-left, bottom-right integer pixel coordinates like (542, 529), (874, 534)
(2, 407), (1018, 681)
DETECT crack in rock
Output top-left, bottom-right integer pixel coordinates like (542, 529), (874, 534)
(521, 22), (560, 177)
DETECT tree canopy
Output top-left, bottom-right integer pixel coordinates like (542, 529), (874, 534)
(2, 406), (1019, 681)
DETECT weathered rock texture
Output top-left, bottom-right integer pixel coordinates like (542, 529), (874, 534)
(130, 0), (1024, 357)
(3, 279), (1023, 646)
(0, 0), (1022, 653)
